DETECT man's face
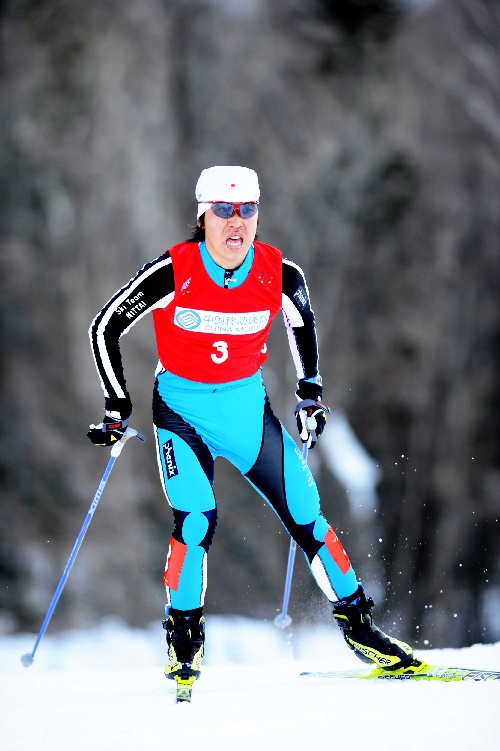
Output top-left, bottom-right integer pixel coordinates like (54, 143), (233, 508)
(202, 206), (258, 269)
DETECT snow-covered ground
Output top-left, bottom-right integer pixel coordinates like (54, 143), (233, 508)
(1, 617), (499, 751)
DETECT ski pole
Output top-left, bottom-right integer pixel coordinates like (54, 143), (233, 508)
(274, 441), (309, 629)
(20, 427), (146, 667)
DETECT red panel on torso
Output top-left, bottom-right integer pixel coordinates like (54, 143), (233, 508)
(152, 241), (283, 382)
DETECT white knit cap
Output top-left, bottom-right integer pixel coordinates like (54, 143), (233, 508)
(196, 166), (260, 218)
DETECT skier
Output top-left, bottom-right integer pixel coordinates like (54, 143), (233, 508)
(88, 165), (414, 689)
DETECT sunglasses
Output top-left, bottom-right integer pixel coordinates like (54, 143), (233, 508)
(209, 202), (259, 219)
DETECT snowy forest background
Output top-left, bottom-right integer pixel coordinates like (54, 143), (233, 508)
(1, 0), (500, 650)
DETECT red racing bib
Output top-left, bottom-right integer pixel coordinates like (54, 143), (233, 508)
(152, 241), (283, 382)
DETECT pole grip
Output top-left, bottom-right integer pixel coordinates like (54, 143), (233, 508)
(111, 427), (146, 457)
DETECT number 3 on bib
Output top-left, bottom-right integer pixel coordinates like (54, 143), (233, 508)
(211, 341), (228, 364)
(210, 340), (267, 364)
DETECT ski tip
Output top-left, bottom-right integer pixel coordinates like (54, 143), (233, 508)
(20, 653), (34, 668)
(175, 674), (196, 703)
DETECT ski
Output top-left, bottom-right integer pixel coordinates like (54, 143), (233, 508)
(300, 659), (500, 682)
(174, 674), (196, 702)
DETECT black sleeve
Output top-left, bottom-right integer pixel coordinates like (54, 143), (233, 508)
(281, 258), (323, 399)
(89, 252), (175, 412)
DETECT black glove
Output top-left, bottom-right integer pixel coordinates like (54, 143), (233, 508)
(87, 410), (131, 447)
(295, 399), (330, 449)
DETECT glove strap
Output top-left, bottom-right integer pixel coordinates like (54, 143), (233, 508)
(296, 378), (323, 403)
(102, 415), (130, 433)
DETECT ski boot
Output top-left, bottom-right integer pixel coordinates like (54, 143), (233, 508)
(332, 585), (414, 671)
(163, 606), (205, 701)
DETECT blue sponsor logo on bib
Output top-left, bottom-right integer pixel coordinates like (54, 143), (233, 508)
(175, 309), (201, 330)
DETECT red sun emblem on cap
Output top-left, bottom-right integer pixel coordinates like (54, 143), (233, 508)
(231, 183), (236, 187)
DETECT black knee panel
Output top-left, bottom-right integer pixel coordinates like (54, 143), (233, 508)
(171, 508), (218, 554)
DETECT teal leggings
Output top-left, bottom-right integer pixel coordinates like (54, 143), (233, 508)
(153, 370), (358, 610)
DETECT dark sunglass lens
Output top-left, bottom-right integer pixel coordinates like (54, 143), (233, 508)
(239, 203), (258, 218)
(210, 202), (257, 219)
(211, 203), (234, 218)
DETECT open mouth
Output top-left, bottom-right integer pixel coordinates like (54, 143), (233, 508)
(225, 234), (244, 251)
